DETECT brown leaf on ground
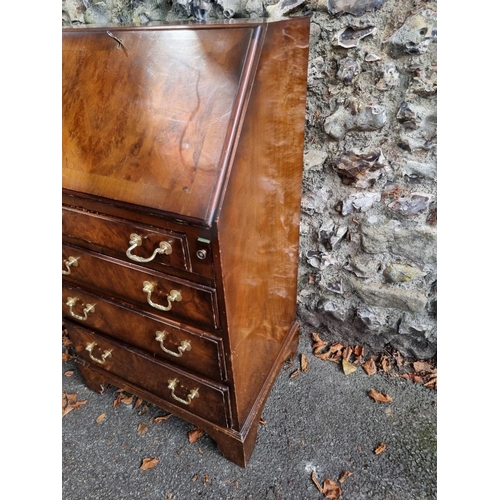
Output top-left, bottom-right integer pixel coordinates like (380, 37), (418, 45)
(154, 414), (172, 423)
(259, 417), (267, 425)
(62, 405), (74, 417)
(139, 457), (159, 470)
(290, 369), (300, 378)
(362, 358), (377, 376)
(338, 470), (352, 484)
(66, 393), (77, 404)
(342, 358), (357, 375)
(137, 423), (148, 435)
(354, 345), (364, 357)
(64, 370), (74, 377)
(113, 393), (122, 409)
(353, 345), (364, 364)
(62, 393), (87, 417)
(188, 427), (204, 443)
(134, 398), (143, 409)
(72, 400), (88, 410)
(393, 350), (404, 367)
(96, 413), (106, 423)
(368, 389), (393, 403)
(342, 345), (353, 361)
(311, 471), (323, 493)
(121, 395), (134, 405)
(374, 442), (387, 455)
(311, 332), (327, 349)
(424, 377), (437, 389)
(300, 354), (309, 372)
(323, 478), (342, 499)
(379, 354), (392, 372)
(62, 350), (73, 362)
(311, 333), (344, 363)
(413, 360), (434, 373)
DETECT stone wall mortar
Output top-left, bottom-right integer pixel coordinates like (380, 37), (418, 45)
(63, 0), (438, 360)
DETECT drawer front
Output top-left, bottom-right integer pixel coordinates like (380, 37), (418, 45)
(62, 284), (226, 381)
(62, 244), (219, 330)
(62, 206), (192, 273)
(67, 322), (231, 427)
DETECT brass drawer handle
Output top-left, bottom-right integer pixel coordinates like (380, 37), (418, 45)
(126, 233), (172, 263)
(167, 378), (199, 406)
(142, 281), (182, 311)
(62, 256), (79, 275)
(85, 341), (112, 365)
(66, 297), (95, 321)
(155, 331), (191, 357)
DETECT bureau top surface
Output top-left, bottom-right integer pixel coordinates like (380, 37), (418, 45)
(63, 21), (262, 225)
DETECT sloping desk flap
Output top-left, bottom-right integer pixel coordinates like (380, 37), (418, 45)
(62, 24), (259, 225)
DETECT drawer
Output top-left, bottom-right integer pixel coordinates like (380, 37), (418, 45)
(62, 206), (192, 273)
(62, 244), (219, 330)
(66, 322), (231, 428)
(62, 284), (226, 381)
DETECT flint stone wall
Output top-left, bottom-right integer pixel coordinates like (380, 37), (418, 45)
(63, 0), (438, 360)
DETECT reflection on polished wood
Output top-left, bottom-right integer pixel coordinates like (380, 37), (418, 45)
(62, 17), (310, 467)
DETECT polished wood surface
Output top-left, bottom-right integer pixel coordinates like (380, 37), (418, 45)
(62, 26), (254, 224)
(215, 17), (310, 424)
(63, 283), (226, 380)
(67, 322), (231, 427)
(62, 192), (216, 283)
(63, 206), (193, 273)
(62, 244), (219, 330)
(62, 17), (310, 467)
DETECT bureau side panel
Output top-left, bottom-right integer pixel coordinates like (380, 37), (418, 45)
(215, 18), (310, 424)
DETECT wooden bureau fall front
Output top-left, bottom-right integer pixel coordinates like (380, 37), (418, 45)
(62, 17), (310, 467)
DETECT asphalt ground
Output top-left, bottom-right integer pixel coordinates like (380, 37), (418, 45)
(61, 327), (437, 500)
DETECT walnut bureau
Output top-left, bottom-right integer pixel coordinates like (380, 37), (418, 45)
(62, 17), (310, 467)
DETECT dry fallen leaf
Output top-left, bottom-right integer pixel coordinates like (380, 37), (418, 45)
(338, 470), (352, 484)
(67, 393), (77, 404)
(137, 423), (148, 435)
(62, 350), (73, 362)
(342, 358), (357, 375)
(121, 395), (134, 405)
(374, 442), (387, 455)
(311, 471), (342, 499)
(134, 398), (143, 409)
(154, 414), (172, 423)
(64, 370), (74, 377)
(62, 406), (74, 418)
(379, 354), (392, 372)
(413, 360), (434, 373)
(424, 377), (437, 389)
(96, 413), (106, 424)
(362, 358), (377, 376)
(322, 478), (342, 500)
(394, 350), (404, 367)
(140, 457), (159, 470)
(290, 369), (300, 378)
(113, 394), (122, 409)
(188, 427), (204, 443)
(342, 345), (353, 361)
(72, 400), (88, 410)
(368, 389), (393, 403)
(311, 471), (323, 493)
(300, 354), (309, 372)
